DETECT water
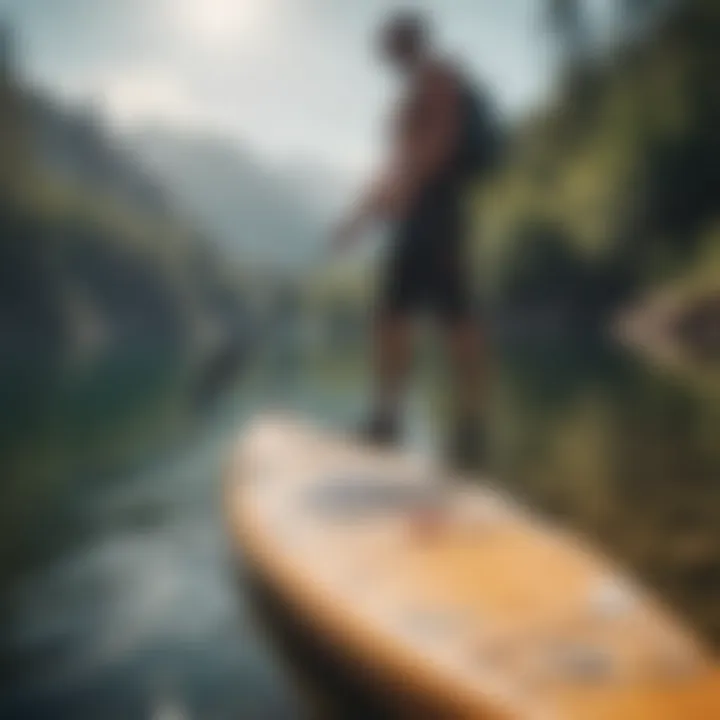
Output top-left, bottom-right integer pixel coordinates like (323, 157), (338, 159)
(0, 367), (307, 720)
(0, 341), (718, 719)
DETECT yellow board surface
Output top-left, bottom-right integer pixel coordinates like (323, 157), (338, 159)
(225, 416), (720, 719)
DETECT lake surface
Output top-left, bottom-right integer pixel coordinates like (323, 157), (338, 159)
(1, 340), (718, 719)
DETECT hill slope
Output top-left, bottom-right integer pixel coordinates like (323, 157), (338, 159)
(127, 127), (324, 268)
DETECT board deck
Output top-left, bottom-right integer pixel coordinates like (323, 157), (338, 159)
(225, 415), (720, 719)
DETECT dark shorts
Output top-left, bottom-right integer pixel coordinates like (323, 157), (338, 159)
(379, 181), (475, 324)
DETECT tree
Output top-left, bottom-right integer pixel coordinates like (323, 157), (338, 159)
(0, 21), (30, 200)
(546, 0), (589, 73)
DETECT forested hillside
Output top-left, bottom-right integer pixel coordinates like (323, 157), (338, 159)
(0, 27), (256, 572)
(480, 0), (718, 346)
(0, 31), (252, 378)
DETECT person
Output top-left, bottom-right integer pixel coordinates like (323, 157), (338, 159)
(334, 11), (500, 471)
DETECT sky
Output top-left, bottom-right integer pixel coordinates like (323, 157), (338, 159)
(1, 0), (564, 181)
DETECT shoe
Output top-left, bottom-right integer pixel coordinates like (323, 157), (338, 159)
(446, 416), (487, 473)
(358, 413), (401, 447)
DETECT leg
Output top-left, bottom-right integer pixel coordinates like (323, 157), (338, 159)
(442, 316), (489, 472)
(366, 311), (415, 441)
(366, 218), (423, 443)
(444, 317), (485, 423)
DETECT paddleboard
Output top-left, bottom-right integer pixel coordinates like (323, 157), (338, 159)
(225, 415), (720, 719)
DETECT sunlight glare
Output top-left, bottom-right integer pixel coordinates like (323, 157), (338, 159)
(174, 0), (272, 49)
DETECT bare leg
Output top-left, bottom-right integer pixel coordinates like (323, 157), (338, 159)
(445, 319), (485, 419)
(369, 312), (414, 431)
(443, 318), (487, 470)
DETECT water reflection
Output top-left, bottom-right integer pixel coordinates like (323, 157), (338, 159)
(0, 384), (306, 719)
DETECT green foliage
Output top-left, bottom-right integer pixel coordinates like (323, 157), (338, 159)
(476, 0), (719, 332)
(0, 72), (259, 430)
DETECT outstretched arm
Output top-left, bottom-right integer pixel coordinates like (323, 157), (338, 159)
(333, 64), (461, 250)
(332, 172), (399, 251)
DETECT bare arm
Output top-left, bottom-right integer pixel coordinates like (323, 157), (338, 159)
(362, 65), (461, 217)
(332, 65), (461, 250)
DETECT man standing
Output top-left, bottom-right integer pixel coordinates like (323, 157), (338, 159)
(335, 11), (500, 471)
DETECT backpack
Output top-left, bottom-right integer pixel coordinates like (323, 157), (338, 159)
(457, 79), (507, 181)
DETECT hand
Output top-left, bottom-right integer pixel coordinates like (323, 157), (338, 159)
(331, 211), (366, 254)
(371, 174), (413, 220)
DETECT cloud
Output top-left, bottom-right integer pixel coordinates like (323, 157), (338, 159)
(100, 66), (201, 128)
(163, 0), (281, 56)
(6, 0), (552, 181)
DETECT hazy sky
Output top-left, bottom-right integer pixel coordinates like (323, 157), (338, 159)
(2, 0), (564, 179)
